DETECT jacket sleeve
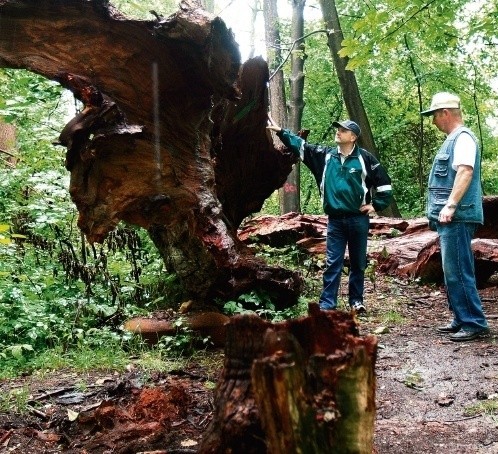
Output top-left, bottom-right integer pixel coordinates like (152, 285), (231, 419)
(366, 152), (393, 212)
(276, 129), (304, 159)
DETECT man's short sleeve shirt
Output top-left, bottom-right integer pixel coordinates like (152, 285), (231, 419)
(452, 132), (477, 170)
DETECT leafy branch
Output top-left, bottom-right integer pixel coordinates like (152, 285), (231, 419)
(269, 29), (331, 81)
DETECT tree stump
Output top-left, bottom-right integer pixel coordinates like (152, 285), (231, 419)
(199, 304), (377, 453)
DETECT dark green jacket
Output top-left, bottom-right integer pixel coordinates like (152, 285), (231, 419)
(277, 129), (393, 216)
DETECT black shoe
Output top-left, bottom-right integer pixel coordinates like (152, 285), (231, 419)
(436, 323), (461, 334)
(350, 301), (366, 314)
(449, 328), (490, 342)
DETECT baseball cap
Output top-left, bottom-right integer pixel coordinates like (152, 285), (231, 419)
(421, 92), (461, 116)
(332, 120), (361, 137)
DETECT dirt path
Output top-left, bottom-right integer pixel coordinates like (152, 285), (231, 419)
(0, 278), (497, 453)
(364, 280), (498, 454)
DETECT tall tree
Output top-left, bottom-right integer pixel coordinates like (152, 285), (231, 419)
(280, 0), (307, 214)
(264, 0), (297, 214)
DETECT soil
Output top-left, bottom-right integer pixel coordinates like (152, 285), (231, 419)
(1, 276), (497, 454)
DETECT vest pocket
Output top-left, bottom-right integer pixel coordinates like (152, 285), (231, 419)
(428, 187), (451, 215)
(434, 152), (450, 177)
(456, 203), (475, 211)
(429, 187), (451, 203)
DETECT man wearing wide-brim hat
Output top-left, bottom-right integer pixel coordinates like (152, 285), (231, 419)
(421, 92), (489, 341)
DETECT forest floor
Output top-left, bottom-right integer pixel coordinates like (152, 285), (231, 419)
(0, 274), (497, 454)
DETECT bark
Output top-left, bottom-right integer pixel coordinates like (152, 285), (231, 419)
(0, 123), (17, 167)
(264, 0), (287, 131)
(199, 304), (377, 453)
(263, 0), (299, 213)
(276, 0), (307, 214)
(288, 0), (306, 133)
(0, 0), (301, 308)
(318, 0), (401, 217)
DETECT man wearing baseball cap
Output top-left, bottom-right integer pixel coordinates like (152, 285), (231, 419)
(267, 114), (392, 314)
(422, 92), (489, 341)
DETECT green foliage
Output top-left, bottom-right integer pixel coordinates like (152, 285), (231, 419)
(154, 321), (210, 357)
(223, 289), (309, 321)
(110, 0), (178, 19)
(223, 289), (276, 317)
(0, 67), (185, 378)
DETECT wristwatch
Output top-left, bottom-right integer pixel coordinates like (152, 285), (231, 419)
(446, 203), (457, 209)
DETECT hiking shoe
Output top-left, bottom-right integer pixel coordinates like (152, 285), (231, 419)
(449, 328), (490, 342)
(350, 301), (366, 314)
(436, 323), (461, 334)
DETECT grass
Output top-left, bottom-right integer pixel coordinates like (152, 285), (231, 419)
(0, 329), (225, 381)
(380, 309), (406, 325)
(463, 399), (498, 417)
(0, 386), (31, 414)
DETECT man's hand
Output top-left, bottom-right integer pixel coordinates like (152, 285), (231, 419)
(439, 204), (456, 224)
(360, 204), (375, 215)
(266, 112), (282, 132)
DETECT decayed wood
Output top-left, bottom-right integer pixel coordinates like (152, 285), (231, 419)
(0, 0), (301, 307)
(199, 304), (377, 453)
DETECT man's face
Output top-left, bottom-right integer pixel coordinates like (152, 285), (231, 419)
(335, 127), (357, 145)
(432, 109), (448, 133)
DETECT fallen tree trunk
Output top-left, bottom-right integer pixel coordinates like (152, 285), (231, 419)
(0, 0), (302, 308)
(239, 196), (498, 285)
(199, 304), (377, 453)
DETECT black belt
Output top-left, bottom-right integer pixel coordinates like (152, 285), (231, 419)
(329, 213), (363, 219)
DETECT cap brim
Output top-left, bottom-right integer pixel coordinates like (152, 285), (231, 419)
(332, 121), (343, 128)
(420, 108), (436, 116)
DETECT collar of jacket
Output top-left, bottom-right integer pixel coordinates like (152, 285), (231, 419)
(334, 143), (359, 157)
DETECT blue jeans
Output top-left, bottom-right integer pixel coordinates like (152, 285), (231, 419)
(319, 214), (369, 310)
(437, 222), (488, 331)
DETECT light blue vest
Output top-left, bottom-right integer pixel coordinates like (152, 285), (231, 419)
(427, 126), (483, 224)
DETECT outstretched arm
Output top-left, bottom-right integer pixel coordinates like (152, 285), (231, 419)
(266, 112), (282, 133)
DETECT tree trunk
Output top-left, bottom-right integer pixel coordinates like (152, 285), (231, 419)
(318, 0), (401, 217)
(199, 304), (377, 453)
(277, 0), (307, 214)
(0, 123), (17, 167)
(263, 0), (298, 213)
(264, 0), (287, 131)
(0, 0), (302, 308)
